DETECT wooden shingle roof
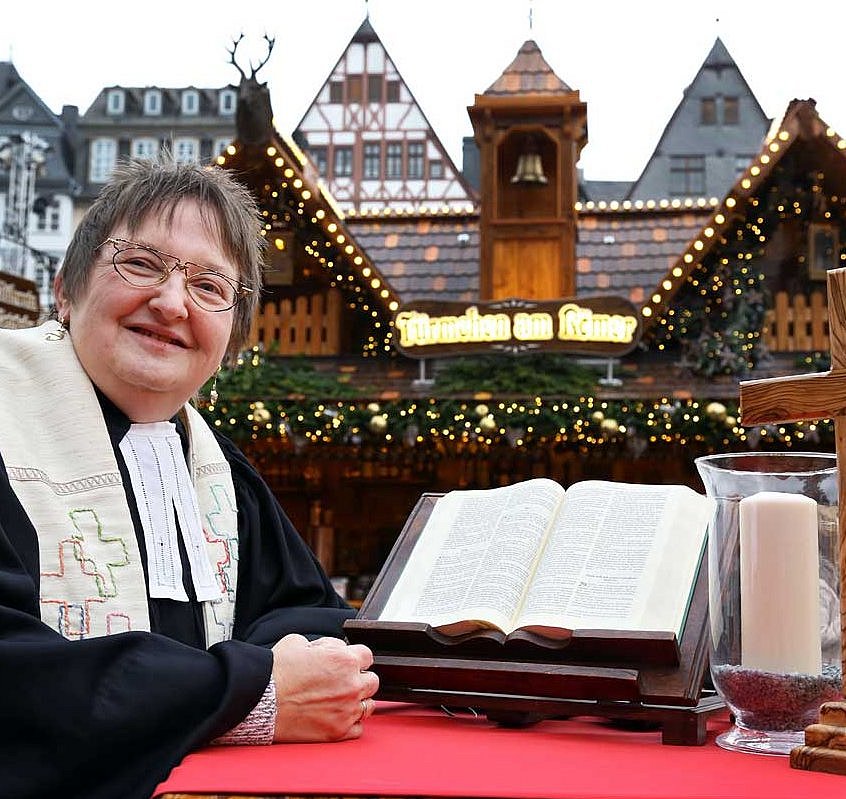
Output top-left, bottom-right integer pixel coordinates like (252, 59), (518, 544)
(347, 206), (712, 306)
(483, 40), (572, 96)
(346, 217), (479, 302)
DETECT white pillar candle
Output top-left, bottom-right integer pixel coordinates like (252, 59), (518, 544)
(739, 491), (821, 675)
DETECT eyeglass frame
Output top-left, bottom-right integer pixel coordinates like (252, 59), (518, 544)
(97, 237), (255, 312)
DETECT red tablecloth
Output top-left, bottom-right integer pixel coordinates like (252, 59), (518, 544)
(155, 702), (842, 798)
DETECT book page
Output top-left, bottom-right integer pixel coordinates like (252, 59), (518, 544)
(377, 478), (565, 633)
(516, 481), (712, 636)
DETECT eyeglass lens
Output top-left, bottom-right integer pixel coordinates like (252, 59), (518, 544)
(111, 245), (240, 311)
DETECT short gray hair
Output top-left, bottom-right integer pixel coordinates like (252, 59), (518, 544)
(60, 155), (265, 357)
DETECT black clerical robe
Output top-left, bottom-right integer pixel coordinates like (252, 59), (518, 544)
(0, 396), (354, 799)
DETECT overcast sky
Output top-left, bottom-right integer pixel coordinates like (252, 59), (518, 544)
(3, 0), (844, 181)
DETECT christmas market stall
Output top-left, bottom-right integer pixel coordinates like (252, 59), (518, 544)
(214, 59), (845, 592)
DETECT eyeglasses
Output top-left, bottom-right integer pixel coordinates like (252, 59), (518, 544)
(98, 237), (254, 312)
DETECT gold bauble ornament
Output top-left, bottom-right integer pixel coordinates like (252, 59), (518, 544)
(368, 414), (388, 433)
(475, 403), (490, 418)
(705, 401), (727, 421)
(600, 418), (619, 435)
(479, 415), (497, 432)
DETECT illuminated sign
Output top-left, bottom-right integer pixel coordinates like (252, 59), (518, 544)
(394, 296), (641, 358)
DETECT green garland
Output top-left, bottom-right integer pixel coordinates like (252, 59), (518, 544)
(199, 349), (833, 453)
(199, 392), (833, 452)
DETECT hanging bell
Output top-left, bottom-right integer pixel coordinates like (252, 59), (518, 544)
(511, 145), (548, 185)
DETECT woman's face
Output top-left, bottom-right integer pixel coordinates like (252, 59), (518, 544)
(55, 199), (237, 422)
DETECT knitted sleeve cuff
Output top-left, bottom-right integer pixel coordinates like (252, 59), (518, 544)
(212, 677), (276, 746)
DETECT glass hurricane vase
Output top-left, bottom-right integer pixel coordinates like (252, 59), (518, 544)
(695, 452), (842, 755)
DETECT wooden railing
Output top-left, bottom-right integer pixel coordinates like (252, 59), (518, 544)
(763, 290), (828, 352)
(249, 288), (342, 355)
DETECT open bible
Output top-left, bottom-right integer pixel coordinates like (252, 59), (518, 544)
(377, 477), (714, 643)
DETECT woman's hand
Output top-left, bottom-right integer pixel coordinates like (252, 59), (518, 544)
(270, 633), (379, 742)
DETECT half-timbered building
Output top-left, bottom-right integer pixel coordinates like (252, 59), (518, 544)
(294, 18), (475, 215)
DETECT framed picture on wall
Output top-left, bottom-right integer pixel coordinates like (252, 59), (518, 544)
(808, 223), (839, 281)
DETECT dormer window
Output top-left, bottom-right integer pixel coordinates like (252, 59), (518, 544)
(106, 89), (125, 115)
(174, 137), (199, 163)
(144, 89), (162, 115)
(131, 138), (158, 160)
(219, 89), (236, 115)
(182, 89), (199, 115)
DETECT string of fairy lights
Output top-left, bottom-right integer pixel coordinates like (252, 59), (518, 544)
(641, 129), (797, 331)
(649, 121), (846, 376)
(216, 141), (399, 357)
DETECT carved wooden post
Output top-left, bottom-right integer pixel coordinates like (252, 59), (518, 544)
(828, 268), (846, 686)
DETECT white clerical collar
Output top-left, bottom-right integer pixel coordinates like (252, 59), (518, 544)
(118, 421), (219, 602)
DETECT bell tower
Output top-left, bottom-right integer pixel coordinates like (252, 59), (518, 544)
(468, 40), (587, 300)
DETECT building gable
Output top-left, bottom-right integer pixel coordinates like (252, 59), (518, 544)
(627, 38), (770, 202)
(294, 17), (475, 215)
(0, 83), (60, 129)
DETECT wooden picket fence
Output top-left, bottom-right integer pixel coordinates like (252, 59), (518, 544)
(762, 290), (829, 352)
(249, 288), (343, 355)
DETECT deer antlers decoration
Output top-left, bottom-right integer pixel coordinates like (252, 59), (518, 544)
(227, 33), (276, 146)
(227, 33), (276, 83)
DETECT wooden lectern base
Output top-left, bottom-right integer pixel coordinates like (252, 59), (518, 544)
(790, 701), (846, 775)
(376, 681), (725, 746)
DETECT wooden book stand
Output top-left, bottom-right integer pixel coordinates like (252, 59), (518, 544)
(345, 493), (724, 746)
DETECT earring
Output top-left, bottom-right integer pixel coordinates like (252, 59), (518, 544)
(209, 366), (220, 405)
(45, 315), (67, 341)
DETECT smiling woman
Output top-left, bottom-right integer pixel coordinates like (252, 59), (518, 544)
(55, 198), (241, 423)
(0, 156), (379, 799)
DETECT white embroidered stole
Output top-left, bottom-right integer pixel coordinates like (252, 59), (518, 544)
(0, 323), (238, 645)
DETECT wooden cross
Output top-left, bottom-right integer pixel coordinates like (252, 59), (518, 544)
(740, 266), (846, 774)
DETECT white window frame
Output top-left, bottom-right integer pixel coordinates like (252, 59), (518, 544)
(33, 206), (61, 233)
(174, 137), (199, 164)
(182, 89), (199, 115)
(144, 89), (162, 116)
(213, 137), (231, 157)
(90, 138), (117, 182)
(106, 89), (125, 115)
(131, 138), (159, 160)
(219, 89), (237, 115)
